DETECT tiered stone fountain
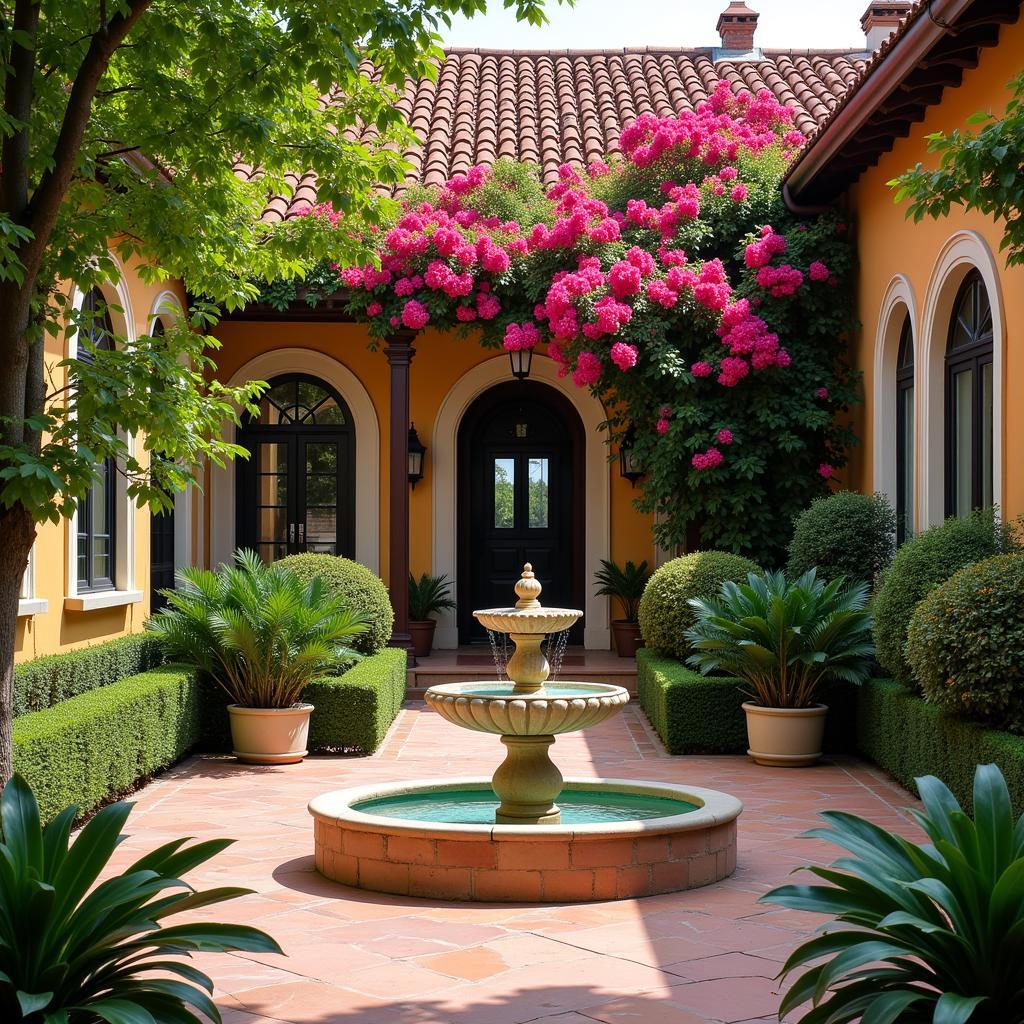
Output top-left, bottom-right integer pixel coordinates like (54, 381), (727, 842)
(310, 565), (741, 902)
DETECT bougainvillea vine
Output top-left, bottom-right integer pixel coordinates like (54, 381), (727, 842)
(280, 80), (859, 564)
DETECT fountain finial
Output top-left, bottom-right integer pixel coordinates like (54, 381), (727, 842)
(514, 563), (543, 610)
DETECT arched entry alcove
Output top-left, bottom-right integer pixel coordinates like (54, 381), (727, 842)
(457, 380), (585, 644)
(236, 374), (356, 562)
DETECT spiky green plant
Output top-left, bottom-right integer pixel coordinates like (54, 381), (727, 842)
(683, 569), (873, 708)
(593, 559), (651, 623)
(765, 763), (1024, 1024)
(148, 548), (369, 708)
(408, 572), (457, 622)
(0, 773), (281, 1023)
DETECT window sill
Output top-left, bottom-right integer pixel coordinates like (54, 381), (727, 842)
(17, 598), (49, 617)
(64, 589), (144, 612)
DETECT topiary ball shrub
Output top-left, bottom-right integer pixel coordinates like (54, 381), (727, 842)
(276, 554), (393, 655)
(906, 554), (1024, 733)
(873, 508), (1019, 688)
(638, 550), (761, 661)
(787, 490), (896, 588)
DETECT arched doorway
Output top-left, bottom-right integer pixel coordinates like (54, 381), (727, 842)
(457, 381), (585, 644)
(236, 374), (355, 563)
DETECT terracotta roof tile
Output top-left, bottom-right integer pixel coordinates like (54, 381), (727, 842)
(250, 46), (868, 220)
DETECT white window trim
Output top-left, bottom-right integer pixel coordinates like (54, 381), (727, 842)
(64, 260), (143, 611)
(919, 231), (1004, 528)
(18, 547), (48, 617)
(872, 274), (918, 529)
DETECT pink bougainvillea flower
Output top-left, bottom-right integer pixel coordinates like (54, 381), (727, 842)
(572, 351), (603, 387)
(816, 386), (829, 399)
(401, 299), (429, 330)
(809, 260), (830, 281)
(690, 361), (713, 378)
(610, 342), (639, 371)
(818, 463), (834, 479)
(716, 428), (733, 445)
(656, 418), (670, 435)
(366, 301), (383, 316)
(692, 447), (724, 471)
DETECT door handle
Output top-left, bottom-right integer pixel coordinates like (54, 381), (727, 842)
(289, 523), (296, 544)
(298, 522), (305, 545)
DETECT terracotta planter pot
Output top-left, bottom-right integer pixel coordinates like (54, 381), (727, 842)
(742, 702), (828, 767)
(610, 620), (643, 658)
(409, 619), (437, 658)
(228, 704), (314, 765)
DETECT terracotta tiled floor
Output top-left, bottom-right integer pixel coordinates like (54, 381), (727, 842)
(109, 701), (920, 1024)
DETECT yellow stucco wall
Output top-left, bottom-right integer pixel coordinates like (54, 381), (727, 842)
(14, 258), (187, 661)
(844, 14), (1024, 527)
(210, 322), (656, 590)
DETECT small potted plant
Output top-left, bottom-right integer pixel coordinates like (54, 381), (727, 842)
(593, 558), (650, 658)
(408, 572), (457, 658)
(149, 549), (368, 764)
(684, 569), (873, 766)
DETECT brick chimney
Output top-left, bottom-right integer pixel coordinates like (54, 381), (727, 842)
(717, 2), (759, 51)
(861, 2), (912, 51)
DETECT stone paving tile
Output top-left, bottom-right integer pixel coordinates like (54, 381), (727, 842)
(102, 701), (922, 1024)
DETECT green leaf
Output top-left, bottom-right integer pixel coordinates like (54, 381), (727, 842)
(933, 993), (986, 1024)
(76, 999), (157, 1024)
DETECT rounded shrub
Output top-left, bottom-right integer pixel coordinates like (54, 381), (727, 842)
(638, 550), (761, 661)
(276, 554), (393, 655)
(873, 508), (1019, 688)
(787, 490), (895, 588)
(906, 554), (1024, 733)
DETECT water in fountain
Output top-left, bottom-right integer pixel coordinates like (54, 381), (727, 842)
(543, 628), (571, 682)
(486, 628), (510, 680)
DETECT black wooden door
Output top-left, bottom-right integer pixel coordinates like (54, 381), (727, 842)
(459, 384), (583, 643)
(237, 432), (353, 562)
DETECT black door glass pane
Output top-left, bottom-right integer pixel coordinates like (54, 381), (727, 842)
(527, 458), (549, 528)
(494, 458), (515, 529)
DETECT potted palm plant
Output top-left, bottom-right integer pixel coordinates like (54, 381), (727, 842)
(408, 572), (457, 657)
(149, 549), (369, 764)
(593, 559), (650, 657)
(684, 569), (873, 766)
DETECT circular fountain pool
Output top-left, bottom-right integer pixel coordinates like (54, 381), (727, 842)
(310, 777), (742, 902)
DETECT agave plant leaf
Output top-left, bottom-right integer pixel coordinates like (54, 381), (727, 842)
(764, 764), (1024, 1023)
(0, 775), (282, 1024)
(685, 569), (874, 708)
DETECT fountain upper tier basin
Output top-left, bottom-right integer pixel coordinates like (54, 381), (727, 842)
(473, 606), (582, 635)
(425, 680), (629, 735)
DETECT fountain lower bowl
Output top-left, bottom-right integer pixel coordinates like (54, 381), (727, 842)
(309, 777), (742, 902)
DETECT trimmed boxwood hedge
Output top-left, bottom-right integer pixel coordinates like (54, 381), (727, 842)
(306, 647), (407, 754)
(637, 648), (858, 756)
(856, 677), (1024, 812)
(13, 633), (166, 716)
(637, 649), (747, 754)
(14, 666), (202, 822)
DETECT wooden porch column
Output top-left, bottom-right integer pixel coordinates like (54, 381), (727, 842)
(384, 331), (416, 662)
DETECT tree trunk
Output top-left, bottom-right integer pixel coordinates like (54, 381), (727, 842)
(0, 501), (35, 783)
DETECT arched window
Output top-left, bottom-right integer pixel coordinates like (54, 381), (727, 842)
(895, 315), (914, 543)
(945, 271), (994, 517)
(237, 375), (355, 563)
(76, 288), (116, 592)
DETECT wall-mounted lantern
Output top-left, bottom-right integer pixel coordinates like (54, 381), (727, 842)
(508, 346), (533, 381)
(408, 424), (426, 488)
(618, 426), (644, 487)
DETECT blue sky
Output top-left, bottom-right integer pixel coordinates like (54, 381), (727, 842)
(442, 0), (871, 51)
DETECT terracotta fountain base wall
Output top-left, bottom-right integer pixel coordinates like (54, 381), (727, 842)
(309, 778), (741, 903)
